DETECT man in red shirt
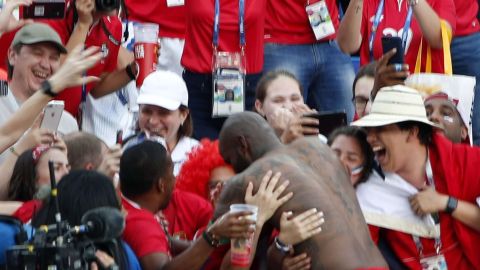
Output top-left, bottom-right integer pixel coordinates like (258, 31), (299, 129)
(451, 0), (480, 146)
(119, 140), (257, 270)
(353, 85), (480, 269)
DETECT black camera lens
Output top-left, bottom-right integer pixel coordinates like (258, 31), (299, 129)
(95, 0), (120, 12)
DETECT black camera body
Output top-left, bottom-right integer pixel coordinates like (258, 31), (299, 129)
(95, 0), (120, 12)
(5, 221), (97, 270)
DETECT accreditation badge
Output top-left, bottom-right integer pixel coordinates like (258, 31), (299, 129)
(212, 51), (245, 118)
(420, 254), (448, 270)
(306, 0), (335, 40)
(166, 0), (184, 7)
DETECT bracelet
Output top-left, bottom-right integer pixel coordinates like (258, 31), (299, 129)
(9, 146), (19, 156)
(274, 237), (293, 254)
(40, 80), (57, 97)
(445, 196), (458, 214)
(125, 62), (137, 81)
(407, 0), (419, 6)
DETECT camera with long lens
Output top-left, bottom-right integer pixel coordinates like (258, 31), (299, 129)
(4, 161), (124, 270)
(5, 207), (124, 270)
(95, 0), (120, 12)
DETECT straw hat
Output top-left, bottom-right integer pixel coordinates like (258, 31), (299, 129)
(351, 85), (439, 128)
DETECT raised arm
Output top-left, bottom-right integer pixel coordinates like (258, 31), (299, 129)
(0, 46), (101, 153)
(337, 0), (364, 54)
(411, 0), (451, 49)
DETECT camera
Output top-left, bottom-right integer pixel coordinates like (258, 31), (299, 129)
(5, 207), (124, 270)
(95, 0), (120, 12)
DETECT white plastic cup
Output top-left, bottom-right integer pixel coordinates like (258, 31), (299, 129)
(133, 23), (159, 87)
(229, 204), (258, 267)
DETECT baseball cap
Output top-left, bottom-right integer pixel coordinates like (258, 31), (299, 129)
(137, 70), (189, 110)
(11, 23), (67, 54)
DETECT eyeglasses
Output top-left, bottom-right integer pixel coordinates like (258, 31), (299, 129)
(352, 96), (369, 113)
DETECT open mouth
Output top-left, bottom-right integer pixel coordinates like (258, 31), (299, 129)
(372, 145), (386, 163)
(33, 70), (49, 80)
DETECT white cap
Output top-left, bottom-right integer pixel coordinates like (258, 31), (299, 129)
(137, 70), (189, 110)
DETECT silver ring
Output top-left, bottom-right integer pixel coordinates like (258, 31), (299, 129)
(394, 64), (402, 72)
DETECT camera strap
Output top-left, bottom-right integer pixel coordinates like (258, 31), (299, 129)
(368, 0), (413, 61)
(101, 19), (121, 46)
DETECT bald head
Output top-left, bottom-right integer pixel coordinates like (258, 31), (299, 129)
(219, 112), (281, 173)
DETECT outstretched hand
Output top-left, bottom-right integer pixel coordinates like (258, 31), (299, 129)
(278, 208), (324, 246)
(0, 0), (33, 36)
(245, 171), (293, 225)
(48, 45), (102, 94)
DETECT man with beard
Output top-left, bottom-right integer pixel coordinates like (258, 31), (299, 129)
(216, 111), (387, 269)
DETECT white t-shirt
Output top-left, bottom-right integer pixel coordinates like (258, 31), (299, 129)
(171, 136), (199, 176)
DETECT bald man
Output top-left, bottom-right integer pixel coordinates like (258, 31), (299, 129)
(216, 112), (386, 269)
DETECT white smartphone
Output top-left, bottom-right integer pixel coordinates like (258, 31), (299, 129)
(40, 100), (64, 131)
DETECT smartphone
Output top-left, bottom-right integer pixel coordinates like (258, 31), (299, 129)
(303, 111), (347, 137)
(382, 36), (404, 65)
(41, 100), (64, 131)
(22, 0), (65, 19)
(116, 130), (123, 145)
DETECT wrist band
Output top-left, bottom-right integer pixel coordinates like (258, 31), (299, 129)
(125, 62), (136, 81)
(274, 237), (293, 254)
(445, 196), (458, 214)
(41, 80), (57, 97)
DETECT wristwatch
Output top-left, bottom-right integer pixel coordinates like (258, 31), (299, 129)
(445, 196), (458, 214)
(274, 237), (293, 255)
(40, 80), (57, 97)
(202, 228), (220, 248)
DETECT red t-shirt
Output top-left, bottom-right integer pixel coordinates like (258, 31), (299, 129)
(161, 189), (213, 241)
(124, 0), (186, 39)
(359, 0), (456, 73)
(48, 9), (121, 116)
(454, 0), (480, 36)
(121, 197), (170, 258)
(181, 0), (265, 74)
(265, 0), (339, 44)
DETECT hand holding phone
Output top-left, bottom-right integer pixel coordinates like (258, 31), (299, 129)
(40, 100), (64, 132)
(381, 36), (404, 65)
(302, 111), (347, 137)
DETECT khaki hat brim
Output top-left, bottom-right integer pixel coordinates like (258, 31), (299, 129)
(351, 113), (441, 129)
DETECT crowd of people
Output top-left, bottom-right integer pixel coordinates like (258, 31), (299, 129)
(0, 0), (479, 269)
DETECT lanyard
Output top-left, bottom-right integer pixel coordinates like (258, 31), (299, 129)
(369, 0), (413, 61)
(412, 155), (442, 257)
(212, 0), (246, 49)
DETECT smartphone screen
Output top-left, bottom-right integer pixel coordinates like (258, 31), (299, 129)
(382, 36), (404, 65)
(303, 111), (347, 137)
